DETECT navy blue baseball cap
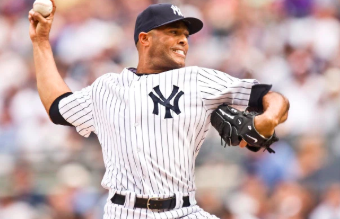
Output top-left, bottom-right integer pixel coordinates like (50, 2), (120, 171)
(134, 4), (203, 44)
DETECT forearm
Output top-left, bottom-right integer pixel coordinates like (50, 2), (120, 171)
(262, 92), (289, 125)
(33, 40), (71, 113)
(254, 91), (290, 137)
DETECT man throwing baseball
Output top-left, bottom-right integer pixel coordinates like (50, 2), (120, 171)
(29, 1), (289, 218)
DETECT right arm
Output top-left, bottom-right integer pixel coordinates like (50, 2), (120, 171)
(29, 0), (71, 115)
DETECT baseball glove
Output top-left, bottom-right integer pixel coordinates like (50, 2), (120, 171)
(211, 103), (278, 153)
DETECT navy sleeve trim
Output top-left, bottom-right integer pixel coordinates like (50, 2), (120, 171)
(248, 84), (272, 111)
(49, 92), (74, 126)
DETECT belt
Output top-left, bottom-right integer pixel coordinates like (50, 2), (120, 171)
(111, 194), (190, 210)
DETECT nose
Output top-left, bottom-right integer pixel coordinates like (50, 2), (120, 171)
(178, 34), (188, 46)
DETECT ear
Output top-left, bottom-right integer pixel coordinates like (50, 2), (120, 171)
(138, 32), (151, 46)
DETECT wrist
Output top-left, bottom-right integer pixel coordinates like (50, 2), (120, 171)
(32, 40), (51, 50)
(32, 38), (50, 46)
(261, 113), (279, 127)
(254, 114), (277, 138)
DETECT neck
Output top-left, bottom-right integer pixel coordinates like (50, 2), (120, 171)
(136, 55), (177, 74)
(136, 63), (172, 74)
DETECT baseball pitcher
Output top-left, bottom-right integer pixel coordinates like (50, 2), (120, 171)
(28, 2), (289, 218)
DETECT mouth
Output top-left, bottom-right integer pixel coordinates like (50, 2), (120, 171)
(172, 49), (186, 58)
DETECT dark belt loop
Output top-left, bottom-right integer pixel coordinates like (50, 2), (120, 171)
(110, 194), (126, 205)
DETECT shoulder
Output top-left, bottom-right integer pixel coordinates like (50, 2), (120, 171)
(91, 72), (120, 86)
(194, 66), (223, 75)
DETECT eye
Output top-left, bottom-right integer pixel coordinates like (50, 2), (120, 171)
(170, 30), (177, 34)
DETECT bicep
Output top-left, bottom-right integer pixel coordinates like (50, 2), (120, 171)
(198, 68), (259, 110)
(50, 86), (95, 137)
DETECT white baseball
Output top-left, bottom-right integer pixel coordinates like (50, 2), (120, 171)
(33, 0), (53, 17)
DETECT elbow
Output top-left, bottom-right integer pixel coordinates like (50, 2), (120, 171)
(280, 94), (290, 123)
(283, 94), (290, 113)
(49, 92), (74, 126)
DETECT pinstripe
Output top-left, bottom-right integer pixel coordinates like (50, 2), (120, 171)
(107, 78), (120, 188)
(180, 68), (186, 193)
(169, 70), (177, 192)
(177, 68), (186, 217)
(64, 103), (91, 120)
(165, 72), (173, 193)
(69, 110), (92, 123)
(59, 98), (77, 109)
(101, 77), (114, 188)
(200, 90), (251, 97)
(134, 79), (147, 194)
(78, 125), (93, 133)
(177, 69), (183, 195)
(205, 101), (248, 107)
(119, 206), (122, 219)
(151, 75), (164, 193)
(123, 71), (138, 192)
(59, 94), (90, 109)
(112, 82), (122, 189)
(229, 86), (252, 89)
(174, 69), (181, 195)
(118, 78), (128, 190)
(198, 73), (227, 88)
(185, 69), (193, 187)
(98, 78), (112, 189)
(194, 102), (207, 153)
(140, 79), (155, 194)
(199, 86), (222, 92)
(182, 68), (190, 191)
(188, 72), (199, 190)
(109, 83), (120, 189)
(110, 202), (113, 219)
(128, 73), (142, 194)
(202, 94), (250, 101)
(61, 97), (91, 116)
(198, 212), (206, 218)
(158, 74), (168, 194)
(59, 67), (258, 218)
(213, 69), (234, 83)
(76, 118), (91, 127)
(146, 74), (160, 194)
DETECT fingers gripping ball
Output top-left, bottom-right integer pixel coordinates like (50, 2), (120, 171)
(33, 0), (53, 17)
(211, 104), (278, 153)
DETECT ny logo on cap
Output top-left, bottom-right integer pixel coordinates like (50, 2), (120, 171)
(149, 85), (184, 119)
(171, 5), (183, 17)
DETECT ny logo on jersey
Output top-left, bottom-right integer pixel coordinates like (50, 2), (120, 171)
(149, 85), (184, 119)
(171, 5), (183, 17)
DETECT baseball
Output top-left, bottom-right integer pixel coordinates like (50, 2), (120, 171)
(33, 0), (53, 17)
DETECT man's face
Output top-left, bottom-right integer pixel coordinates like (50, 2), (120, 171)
(147, 21), (189, 71)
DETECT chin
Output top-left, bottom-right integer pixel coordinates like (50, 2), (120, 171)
(171, 63), (185, 70)
(173, 58), (186, 68)
(157, 56), (186, 71)
(177, 62), (185, 68)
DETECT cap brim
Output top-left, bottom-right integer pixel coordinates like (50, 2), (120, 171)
(181, 17), (203, 35)
(151, 17), (203, 35)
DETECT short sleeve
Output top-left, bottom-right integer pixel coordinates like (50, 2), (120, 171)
(58, 86), (95, 137)
(197, 67), (259, 111)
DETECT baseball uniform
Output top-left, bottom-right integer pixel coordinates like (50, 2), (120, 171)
(51, 66), (260, 218)
(47, 3), (269, 219)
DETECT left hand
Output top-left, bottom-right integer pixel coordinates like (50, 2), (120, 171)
(239, 114), (276, 148)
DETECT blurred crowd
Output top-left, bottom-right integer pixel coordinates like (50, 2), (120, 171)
(1, 0), (340, 218)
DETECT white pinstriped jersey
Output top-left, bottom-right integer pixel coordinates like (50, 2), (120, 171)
(59, 66), (258, 218)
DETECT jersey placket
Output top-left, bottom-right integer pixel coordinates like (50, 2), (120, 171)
(129, 74), (154, 195)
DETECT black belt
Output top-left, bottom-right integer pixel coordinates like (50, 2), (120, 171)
(111, 194), (190, 210)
